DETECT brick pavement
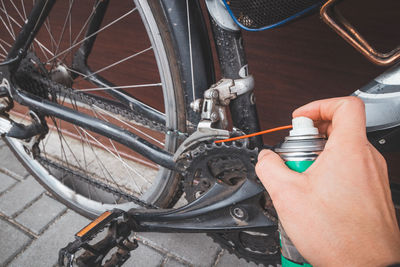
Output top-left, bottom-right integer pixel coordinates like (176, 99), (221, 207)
(0, 139), (263, 267)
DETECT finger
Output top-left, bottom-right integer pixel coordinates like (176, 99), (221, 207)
(292, 96), (366, 143)
(256, 150), (301, 197)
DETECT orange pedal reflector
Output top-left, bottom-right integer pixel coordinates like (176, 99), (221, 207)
(76, 211), (113, 239)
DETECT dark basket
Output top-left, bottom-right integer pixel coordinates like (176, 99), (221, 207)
(224, 0), (323, 31)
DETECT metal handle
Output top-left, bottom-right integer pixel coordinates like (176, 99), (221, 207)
(320, 0), (400, 66)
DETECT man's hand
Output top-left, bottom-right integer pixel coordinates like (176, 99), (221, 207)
(256, 97), (400, 266)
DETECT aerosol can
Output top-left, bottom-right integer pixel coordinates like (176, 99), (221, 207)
(275, 116), (327, 267)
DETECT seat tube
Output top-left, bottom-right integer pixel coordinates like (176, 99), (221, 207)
(209, 15), (262, 148)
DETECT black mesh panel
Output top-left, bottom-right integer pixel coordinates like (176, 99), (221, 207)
(226, 0), (323, 30)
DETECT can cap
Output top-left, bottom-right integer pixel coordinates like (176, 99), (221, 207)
(290, 117), (319, 136)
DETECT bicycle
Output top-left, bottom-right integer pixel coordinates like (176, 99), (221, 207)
(0, 0), (399, 266)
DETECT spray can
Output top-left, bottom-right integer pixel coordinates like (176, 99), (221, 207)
(274, 117), (326, 267)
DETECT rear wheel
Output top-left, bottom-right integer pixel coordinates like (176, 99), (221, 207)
(0, 0), (190, 218)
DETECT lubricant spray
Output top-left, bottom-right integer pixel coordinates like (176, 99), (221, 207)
(274, 116), (326, 267)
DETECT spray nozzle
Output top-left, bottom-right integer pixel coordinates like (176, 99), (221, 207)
(289, 116), (319, 136)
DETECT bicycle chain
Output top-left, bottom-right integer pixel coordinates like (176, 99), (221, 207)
(36, 156), (157, 209)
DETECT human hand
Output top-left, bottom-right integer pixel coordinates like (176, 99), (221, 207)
(256, 97), (400, 266)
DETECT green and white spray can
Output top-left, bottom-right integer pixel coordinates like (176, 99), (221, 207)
(275, 116), (326, 267)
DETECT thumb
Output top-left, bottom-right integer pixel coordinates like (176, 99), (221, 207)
(256, 149), (301, 198)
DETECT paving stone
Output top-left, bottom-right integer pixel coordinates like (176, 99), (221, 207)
(15, 195), (67, 234)
(0, 176), (44, 217)
(9, 210), (90, 267)
(0, 172), (17, 194)
(0, 146), (29, 179)
(164, 257), (188, 267)
(124, 243), (164, 267)
(0, 218), (31, 266)
(137, 232), (220, 266)
(216, 251), (264, 267)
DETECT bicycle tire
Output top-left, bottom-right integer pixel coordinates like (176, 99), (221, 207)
(0, 0), (208, 218)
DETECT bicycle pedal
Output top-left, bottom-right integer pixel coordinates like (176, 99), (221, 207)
(76, 210), (120, 242)
(58, 209), (137, 267)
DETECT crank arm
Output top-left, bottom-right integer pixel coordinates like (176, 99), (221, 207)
(127, 179), (276, 232)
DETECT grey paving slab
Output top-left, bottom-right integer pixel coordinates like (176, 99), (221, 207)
(124, 243), (164, 267)
(216, 251), (264, 267)
(138, 232), (221, 266)
(0, 171), (17, 194)
(0, 218), (31, 266)
(0, 176), (44, 217)
(163, 257), (188, 267)
(15, 194), (67, 235)
(9, 210), (90, 267)
(0, 146), (29, 179)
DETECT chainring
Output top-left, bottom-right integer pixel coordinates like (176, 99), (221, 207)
(181, 141), (280, 266)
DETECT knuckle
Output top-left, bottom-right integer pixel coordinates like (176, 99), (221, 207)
(257, 149), (274, 162)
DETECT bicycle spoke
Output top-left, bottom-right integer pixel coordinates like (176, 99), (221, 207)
(0, 43), (7, 55)
(91, 107), (146, 193)
(44, 17), (57, 53)
(0, 14), (16, 41)
(47, 7), (137, 63)
(9, 0), (25, 23)
(68, 0), (72, 63)
(87, 107), (152, 187)
(78, 126), (140, 196)
(85, 125), (151, 192)
(51, 0), (75, 67)
(74, 124), (120, 204)
(63, 65), (88, 78)
(0, 38), (11, 48)
(76, 83), (162, 92)
(68, 0), (100, 51)
(1, 0), (16, 39)
(74, 46), (153, 83)
(78, 128), (120, 204)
